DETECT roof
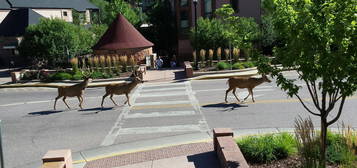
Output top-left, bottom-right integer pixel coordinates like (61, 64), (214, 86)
(0, 0), (11, 9)
(93, 14), (154, 51)
(0, 8), (42, 36)
(8, 0), (98, 11)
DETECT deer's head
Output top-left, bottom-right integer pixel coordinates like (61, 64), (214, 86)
(83, 76), (93, 83)
(262, 75), (272, 83)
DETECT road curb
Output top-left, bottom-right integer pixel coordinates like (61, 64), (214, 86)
(190, 69), (259, 80)
(0, 81), (127, 88)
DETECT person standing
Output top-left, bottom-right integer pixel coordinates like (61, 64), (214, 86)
(156, 56), (163, 69)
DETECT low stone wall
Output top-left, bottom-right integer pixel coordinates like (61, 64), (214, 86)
(42, 149), (72, 168)
(213, 128), (249, 168)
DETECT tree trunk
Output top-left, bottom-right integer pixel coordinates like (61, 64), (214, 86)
(320, 117), (327, 168)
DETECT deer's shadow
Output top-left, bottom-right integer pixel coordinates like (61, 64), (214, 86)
(27, 110), (65, 116)
(79, 107), (114, 114)
(202, 102), (248, 111)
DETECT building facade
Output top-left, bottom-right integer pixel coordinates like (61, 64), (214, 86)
(0, 0), (98, 68)
(173, 0), (261, 62)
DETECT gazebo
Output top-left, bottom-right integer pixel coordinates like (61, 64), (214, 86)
(92, 14), (154, 64)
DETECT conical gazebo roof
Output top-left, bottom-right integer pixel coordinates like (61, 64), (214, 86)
(93, 14), (153, 50)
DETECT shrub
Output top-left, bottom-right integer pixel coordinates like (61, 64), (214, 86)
(71, 71), (83, 80)
(90, 71), (104, 79)
(51, 72), (73, 80)
(232, 63), (245, 70)
(242, 61), (255, 68)
(216, 61), (229, 70)
(237, 133), (297, 164)
(326, 131), (357, 165)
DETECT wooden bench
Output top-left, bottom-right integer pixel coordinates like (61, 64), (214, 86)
(213, 128), (249, 168)
(183, 61), (193, 78)
(42, 149), (72, 168)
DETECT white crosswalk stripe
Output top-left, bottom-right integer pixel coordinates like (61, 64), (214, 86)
(134, 100), (191, 106)
(140, 87), (186, 92)
(139, 91), (188, 98)
(118, 125), (202, 135)
(125, 111), (196, 119)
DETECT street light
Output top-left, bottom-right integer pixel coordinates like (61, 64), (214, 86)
(193, 0), (199, 70)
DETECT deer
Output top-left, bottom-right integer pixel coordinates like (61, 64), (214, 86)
(54, 77), (92, 110)
(101, 71), (143, 108)
(225, 75), (271, 103)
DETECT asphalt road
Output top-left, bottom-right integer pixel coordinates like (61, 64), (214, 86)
(0, 71), (356, 168)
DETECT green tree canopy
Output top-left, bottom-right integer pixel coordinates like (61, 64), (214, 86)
(102, 0), (144, 27)
(190, 4), (259, 50)
(19, 18), (96, 67)
(255, 0), (356, 166)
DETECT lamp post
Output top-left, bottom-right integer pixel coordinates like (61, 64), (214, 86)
(193, 0), (199, 70)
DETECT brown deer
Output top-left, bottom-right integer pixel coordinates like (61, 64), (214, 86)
(225, 75), (271, 103)
(101, 72), (143, 108)
(54, 77), (92, 110)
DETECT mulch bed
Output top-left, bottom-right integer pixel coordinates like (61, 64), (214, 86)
(250, 156), (339, 168)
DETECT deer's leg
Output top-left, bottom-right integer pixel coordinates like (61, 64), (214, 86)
(62, 96), (71, 109)
(101, 93), (109, 108)
(77, 96), (83, 109)
(232, 88), (240, 102)
(225, 87), (234, 103)
(54, 95), (62, 110)
(249, 88), (255, 102)
(125, 93), (131, 106)
(110, 94), (118, 106)
(243, 89), (251, 101)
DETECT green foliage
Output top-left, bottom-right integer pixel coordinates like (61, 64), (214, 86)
(143, 0), (176, 54)
(255, 1), (357, 165)
(90, 71), (104, 79)
(216, 61), (230, 70)
(190, 5), (259, 50)
(104, 0), (143, 26)
(237, 133), (297, 163)
(242, 61), (255, 68)
(89, 24), (108, 43)
(19, 18), (95, 67)
(232, 62), (244, 70)
(51, 72), (73, 80)
(326, 132), (357, 165)
(71, 71), (83, 80)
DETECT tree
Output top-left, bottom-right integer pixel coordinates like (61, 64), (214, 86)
(103, 0), (143, 27)
(190, 5), (259, 50)
(142, 0), (177, 55)
(19, 18), (95, 68)
(256, 0), (357, 167)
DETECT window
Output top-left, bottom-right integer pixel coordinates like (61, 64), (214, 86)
(204, 0), (212, 17)
(63, 11), (68, 16)
(180, 0), (188, 7)
(180, 11), (189, 28)
(230, 0), (239, 12)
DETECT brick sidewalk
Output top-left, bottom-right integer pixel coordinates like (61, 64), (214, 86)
(84, 142), (219, 168)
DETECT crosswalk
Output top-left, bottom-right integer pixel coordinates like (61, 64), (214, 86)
(100, 81), (210, 146)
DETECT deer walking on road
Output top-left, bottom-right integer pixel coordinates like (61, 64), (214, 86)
(54, 77), (92, 110)
(225, 75), (271, 103)
(101, 72), (143, 108)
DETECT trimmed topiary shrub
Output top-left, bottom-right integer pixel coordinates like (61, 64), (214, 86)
(242, 61), (255, 68)
(216, 61), (229, 70)
(232, 63), (245, 70)
(51, 72), (73, 80)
